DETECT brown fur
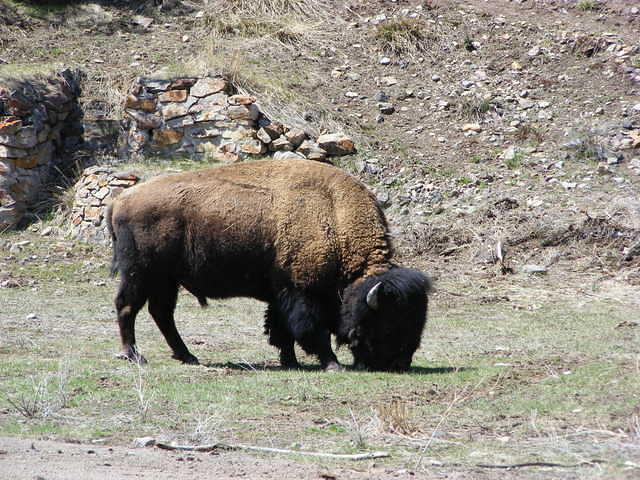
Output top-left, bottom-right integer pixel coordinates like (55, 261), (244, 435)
(111, 159), (392, 287)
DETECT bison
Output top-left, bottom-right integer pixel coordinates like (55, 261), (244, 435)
(106, 159), (431, 371)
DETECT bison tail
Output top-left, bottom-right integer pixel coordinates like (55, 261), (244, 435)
(105, 204), (119, 278)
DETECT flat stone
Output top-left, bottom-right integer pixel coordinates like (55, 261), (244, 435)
(227, 104), (259, 121)
(228, 94), (256, 105)
(124, 94), (157, 112)
(124, 110), (163, 130)
(159, 90), (188, 103)
(162, 103), (188, 120)
(153, 128), (184, 146)
(257, 128), (272, 144)
(169, 78), (198, 90)
(190, 77), (228, 97)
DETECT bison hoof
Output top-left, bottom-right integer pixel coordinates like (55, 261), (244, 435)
(173, 352), (199, 365)
(281, 361), (301, 370)
(116, 351), (147, 365)
(323, 361), (345, 372)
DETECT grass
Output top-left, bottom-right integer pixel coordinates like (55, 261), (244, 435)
(7, 0), (72, 19)
(505, 151), (525, 170)
(576, 1), (600, 11)
(1, 231), (639, 476)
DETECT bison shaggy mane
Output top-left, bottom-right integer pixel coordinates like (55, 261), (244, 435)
(107, 159), (431, 371)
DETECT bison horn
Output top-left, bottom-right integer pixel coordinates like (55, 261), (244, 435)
(366, 282), (382, 310)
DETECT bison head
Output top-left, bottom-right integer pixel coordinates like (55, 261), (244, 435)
(338, 266), (431, 371)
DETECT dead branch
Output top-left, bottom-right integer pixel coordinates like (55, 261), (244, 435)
(155, 441), (389, 460)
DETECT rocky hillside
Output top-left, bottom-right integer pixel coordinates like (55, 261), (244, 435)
(1, 0), (639, 283)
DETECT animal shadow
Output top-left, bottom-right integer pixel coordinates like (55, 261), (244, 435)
(204, 361), (473, 375)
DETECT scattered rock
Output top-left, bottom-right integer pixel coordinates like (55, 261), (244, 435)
(317, 134), (355, 156)
(521, 265), (547, 274)
(132, 437), (156, 448)
(378, 103), (395, 114)
(462, 123), (482, 133)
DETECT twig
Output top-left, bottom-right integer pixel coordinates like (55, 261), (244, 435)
(155, 441), (389, 460)
(474, 460), (604, 469)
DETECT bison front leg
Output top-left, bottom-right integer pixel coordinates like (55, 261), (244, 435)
(264, 303), (300, 369)
(148, 282), (199, 365)
(276, 290), (343, 371)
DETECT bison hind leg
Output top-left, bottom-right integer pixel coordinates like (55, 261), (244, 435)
(115, 277), (148, 364)
(148, 280), (199, 365)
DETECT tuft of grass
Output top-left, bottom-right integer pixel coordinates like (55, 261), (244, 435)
(373, 18), (434, 56)
(515, 124), (546, 145)
(576, 1), (600, 11)
(458, 98), (499, 121)
(463, 34), (476, 52)
(505, 151), (525, 170)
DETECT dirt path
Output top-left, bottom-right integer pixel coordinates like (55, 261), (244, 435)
(0, 436), (567, 480)
(0, 436), (465, 480)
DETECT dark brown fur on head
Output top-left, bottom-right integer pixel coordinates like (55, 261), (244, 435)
(338, 266), (431, 371)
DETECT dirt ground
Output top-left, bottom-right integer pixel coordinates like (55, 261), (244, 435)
(0, 436), (600, 480)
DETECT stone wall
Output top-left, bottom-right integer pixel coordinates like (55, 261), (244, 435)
(0, 69), (82, 230)
(121, 74), (354, 163)
(69, 166), (139, 244)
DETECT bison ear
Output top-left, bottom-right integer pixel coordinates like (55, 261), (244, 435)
(366, 282), (382, 310)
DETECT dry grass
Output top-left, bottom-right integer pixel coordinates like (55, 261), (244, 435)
(210, 0), (333, 18)
(376, 399), (416, 435)
(5, 359), (71, 419)
(373, 18), (435, 56)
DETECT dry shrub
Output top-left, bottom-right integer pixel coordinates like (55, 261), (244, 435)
(401, 224), (473, 257)
(376, 399), (416, 435)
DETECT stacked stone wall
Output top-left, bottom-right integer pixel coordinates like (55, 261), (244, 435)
(69, 166), (139, 244)
(121, 74), (354, 163)
(0, 69), (82, 230)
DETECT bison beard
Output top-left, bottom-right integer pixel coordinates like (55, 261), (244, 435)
(107, 159), (431, 371)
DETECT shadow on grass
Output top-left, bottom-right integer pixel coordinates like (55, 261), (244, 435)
(204, 361), (473, 375)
